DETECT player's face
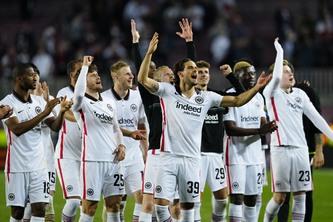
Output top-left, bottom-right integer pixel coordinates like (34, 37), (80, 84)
(240, 71), (256, 89)
(160, 67), (175, 83)
(181, 61), (198, 86)
(21, 67), (38, 90)
(116, 66), (134, 90)
(197, 67), (210, 86)
(280, 65), (295, 89)
(87, 71), (102, 91)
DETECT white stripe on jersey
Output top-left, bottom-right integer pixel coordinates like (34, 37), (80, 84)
(154, 83), (223, 158)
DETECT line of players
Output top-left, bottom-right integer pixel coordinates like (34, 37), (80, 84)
(1, 17), (333, 222)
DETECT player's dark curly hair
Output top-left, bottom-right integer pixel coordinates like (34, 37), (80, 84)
(173, 58), (192, 93)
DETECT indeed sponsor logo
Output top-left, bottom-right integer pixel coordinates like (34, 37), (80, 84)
(241, 116), (259, 122)
(205, 114), (218, 121)
(176, 101), (202, 113)
(94, 111), (113, 124)
(118, 118), (135, 125)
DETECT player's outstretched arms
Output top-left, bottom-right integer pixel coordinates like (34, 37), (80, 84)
(72, 56), (93, 111)
(221, 71), (272, 107)
(138, 32), (159, 93)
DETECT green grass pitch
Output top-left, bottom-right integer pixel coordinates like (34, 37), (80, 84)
(1, 169), (332, 221)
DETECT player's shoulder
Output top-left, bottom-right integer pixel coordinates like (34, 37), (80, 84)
(292, 87), (308, 98)
(0, 93), (14, 104)
(57, 86), (74, 97)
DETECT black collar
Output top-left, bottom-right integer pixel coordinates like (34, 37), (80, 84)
(111, 87), (130, 100)
(13, 90), (32, 103)
(85, 93), (103, 102)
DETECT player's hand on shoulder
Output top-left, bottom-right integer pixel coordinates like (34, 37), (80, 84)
(113, 144), (126, 162)
(83, 56), (94, 66)
(131, 19), (140, 43)
(219, 64), (232, 77)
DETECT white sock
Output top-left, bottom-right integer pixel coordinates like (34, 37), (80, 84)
(181, 209), (194, 222)
(23, 202), (32, 221)
(30, 217), (45, 222)
(79, 213), (93, 222)
(155, 205), (172, 222)
(152, 209), (158, 222)
(107, 212), (120, 222)
(243, 205), (257, 222)
(212, 198), (228, 222)
(264, 198), (282, 222)
(194, 202), (201, 221)
(229, 203), (242, 222)
(62, 199), (81, 221)
(120, 201), (126, 222)
(10, 217), (20, 222)
(139, 211), (152, 222)
(292, 194), (306, 222)
(133, 203), (142, 221)
(255, 195), (262, 221)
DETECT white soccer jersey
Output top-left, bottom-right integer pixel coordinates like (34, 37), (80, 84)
(102, 88), (146, 166)
(264, 87), (311, 148)
(73, 94), (121, 161)
(153, 83), (223, 158)
(1, 93), (53, 172)
(41, 122), (55, 171)
(224, 90), (266, 165)
(55, 86), (82, 160)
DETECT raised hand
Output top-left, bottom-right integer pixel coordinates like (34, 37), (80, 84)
(219, 64), (232, 77)
(83, 56), (94, 66)
(131, 19), (140, 43)
(259, 120), (278, 134)
(255, 71), (272, 89)
(274, 37), (283, 53)
(60, 96), (73, 113)
(176, 18), (193, 42)
(147, 32), (159, 55)
(44, 98), (61, 115)
(113, 144), (126, 162)
(41, 81), (50, 102)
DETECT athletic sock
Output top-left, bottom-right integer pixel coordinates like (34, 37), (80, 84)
(62, 199), (80, 221)
(10, 217), (21, 222)
(23, 202), (32, 222)
(132, 203), (142, 221)
(264, 198), (282, 222)
(243, 205), (257, 222)
(255, 195), (262, 221)
(155, 205), (172, 222)
(229, 203), (242, 222)
(292, 194), (306, 222)
(107, 212), (120, 222)
(139, 212), (152, 222)
(194, 202), (201, 222)
(30, 217), (45, 222)
(79, 213), (93, 222)
(181, 209), (194, 222)
(212, 198), (228, 222)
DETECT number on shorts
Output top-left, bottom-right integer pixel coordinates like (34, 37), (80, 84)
(114, 174), (124, 186)
(187, 181), (199, 194)
(215, 168), (225, 180)
(299, 170), (310, 182)
(48, 172), (56, 184)
(257, 173), (262, 185)
(43, 181), (50, 194)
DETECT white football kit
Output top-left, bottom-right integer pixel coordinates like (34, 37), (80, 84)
(73, 65), (125, 200)
(153, 83), (223, 202)
(102, 88), (146, 194)
(224, 91), (266, 195)
(1, 93), (52, 206)
(55, 86), (82, 198)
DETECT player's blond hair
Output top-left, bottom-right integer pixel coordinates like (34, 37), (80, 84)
(153, 66), (169, 82)
(110, 60), (129, 77)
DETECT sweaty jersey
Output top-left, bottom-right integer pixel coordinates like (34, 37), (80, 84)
(1, 92), (53, 172)
(102, 88), (146, 166)
(224, 89), (266, 165)
(55, 86), (82, 160)
(154, 83), (223, 158)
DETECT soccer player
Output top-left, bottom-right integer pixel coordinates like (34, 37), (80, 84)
(1, 63), (71, 222)
(223, 60), (277, 222)
(55, 59), (85, 222)
(138, 33), (271, 222)
(102, 60), (147, 222)
(194, 60), (248, 222)
(277, 80), (324, 222)
(72, 56), (126, 222)
(263, 39), (333, 222)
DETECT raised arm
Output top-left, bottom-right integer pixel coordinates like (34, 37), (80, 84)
(220, 64), (245, 94)
(221, 72), (272, 107)
(176, 18), (196, 60)
(72, 56), (93, 111)
(264, 38), (284, 97)
(130, 19), (142, 72)
(138, 33), (160, 93)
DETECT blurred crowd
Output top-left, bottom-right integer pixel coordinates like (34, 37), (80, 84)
(0, 0), (333, 81)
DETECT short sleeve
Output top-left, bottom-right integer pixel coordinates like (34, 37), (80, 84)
(207, 91), (223, 108)
(152, 82), (174, 97)
(223, 107), (236, 122)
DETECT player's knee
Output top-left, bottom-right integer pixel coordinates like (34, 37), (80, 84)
(31, 202), (46, 217)
(105, 196), (122, 212)
(82, 201), (98, 216)
(11, 206), (25, 220)
(143, 201), (155, 212)
(154, 198), (169, 206)
(244, 195), (257, 207)
(230, 194), (244, 205)
(273, 192), (287, 204)
(180, 202), (194, 210)
(170, 203), (181, 217)
(213, 188), (228, 199)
